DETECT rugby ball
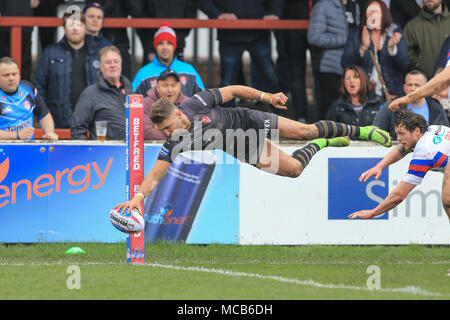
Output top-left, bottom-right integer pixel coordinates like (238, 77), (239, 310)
(110, 207), (145, 234)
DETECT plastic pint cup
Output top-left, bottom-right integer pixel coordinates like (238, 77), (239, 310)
(95, 120), (107, 141)
(144, 151), (216, 242)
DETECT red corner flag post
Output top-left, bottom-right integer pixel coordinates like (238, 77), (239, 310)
(126, 94), (145, 264)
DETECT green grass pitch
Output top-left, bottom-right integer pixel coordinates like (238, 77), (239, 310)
(0, 242), (449, 300)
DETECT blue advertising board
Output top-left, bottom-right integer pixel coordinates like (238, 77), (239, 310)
(0, 144), (239, 243)
(328, 158), (389, 220)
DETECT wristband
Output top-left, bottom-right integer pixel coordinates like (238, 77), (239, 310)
(259, 92), (265, 101)
(134, 192), (145, 201)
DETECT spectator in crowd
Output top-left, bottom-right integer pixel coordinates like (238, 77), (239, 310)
(89, 0), (141, 80)
(0, 0), (38, 81)
(342, 0), (409, 101)
(135, 0), (197, 65)
(71, 46), (133, 140)
(307, 0), (351, 119)
(0, 57), (58, 140)
(33, 12), (101, 129)
(133, 23), (205, 97)
(197, 0), (282, 97)
(434, 36), (450, 73)
(373, 69), (448, 139)
(327, 65), (383, 127)
(404, 0), (450, 79)
(33, 0), (65, 52)
(143, 69), (189, 140)
(83, 2), (112, 50)
(274, 0), (313, 123)
(389, 0), (421, 28)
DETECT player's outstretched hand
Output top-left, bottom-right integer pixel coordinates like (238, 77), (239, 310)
(114, 198), (143, 217)
(359, 166), (382, 182)
(388, 96), (409, 111)
(271, 92), (288, 110)
(348, 210), (374, 219)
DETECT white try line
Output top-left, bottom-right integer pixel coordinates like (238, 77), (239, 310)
(0, 261), (443, 297)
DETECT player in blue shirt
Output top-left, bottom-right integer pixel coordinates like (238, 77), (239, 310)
(0, 57), (58, 140)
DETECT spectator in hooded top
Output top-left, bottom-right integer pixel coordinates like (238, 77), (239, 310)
(404, 0), (450, 79)
(143, 69), (189, 140)
(342, 0), (409, 101)
(33, 12), (102, 128)
(133, 23), (204, 97)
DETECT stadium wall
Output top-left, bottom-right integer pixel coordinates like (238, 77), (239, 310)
(0, 142), (448, 244)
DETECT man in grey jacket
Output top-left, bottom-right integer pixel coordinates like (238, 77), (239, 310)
(307, 0), (353, 119)
(373, 69), (449, 140)
(71, 46), (133, 140)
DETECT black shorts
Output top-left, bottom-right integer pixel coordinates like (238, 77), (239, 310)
(227, 108), (278, 165)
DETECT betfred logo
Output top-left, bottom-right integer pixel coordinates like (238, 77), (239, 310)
(0, 154), (113, 208)
(148, 203), (194, 225)
(129, 95), (143, 109)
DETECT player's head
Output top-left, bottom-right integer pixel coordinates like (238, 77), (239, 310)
(150, 98), (184, 138)
(0, 57), (20, 93)
(394, 108), (428, 151)
(156, 69), (182, 103)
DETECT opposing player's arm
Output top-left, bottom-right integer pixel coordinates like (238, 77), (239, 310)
(389, 65), (450, 111)
(115, 159), (171, 214)
(359, 144), (408, 182)
(218, 85), (288, 109)
(348, 181), (416, 219)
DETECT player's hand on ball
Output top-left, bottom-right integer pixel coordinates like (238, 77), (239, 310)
(359, 166), (382, 182)
(348, 210), (374, 219)
(114, 198), (142, 217)
(271, 92), (288, 109)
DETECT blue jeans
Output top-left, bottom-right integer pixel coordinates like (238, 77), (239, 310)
(219, 37), (279, 94)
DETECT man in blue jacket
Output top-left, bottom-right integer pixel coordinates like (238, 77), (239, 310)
(83, 2), (112, 51)
(133, 23), (205, 98)
(33, 12), (101, 128)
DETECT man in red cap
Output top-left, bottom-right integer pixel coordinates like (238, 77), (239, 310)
(132, 23), (205, 98)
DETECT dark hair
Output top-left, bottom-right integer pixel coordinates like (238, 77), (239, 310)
(150, 98), (176, 124)
(340, 65), (374, 104)
(405, 69), (427, 82)
(394, 108), (428, 133)
(62, 12), (86, 26)
(360, 0), (393, 35)
(0, 56), (18, 67)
